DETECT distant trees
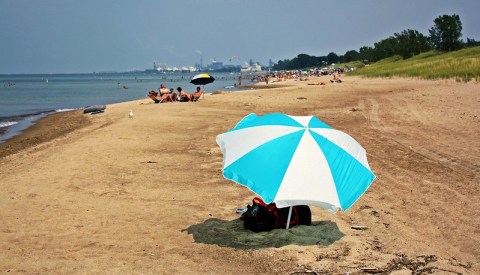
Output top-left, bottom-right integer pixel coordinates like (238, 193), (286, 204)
(326, 52), (339, 64)
(363, 29), (431, 62)
(290, 54), (321, 69)
(394, 29), (431, 58)
(465, 38), (480, 47)
(359, 46), (374, 63)
(273, 54), (327, 70)
(273, 28), (434, 70)
(272, 14), (474, 70)
(428, 14), (463, 51)
(344, 50), (360, 62)
(372, 37), (398, 61)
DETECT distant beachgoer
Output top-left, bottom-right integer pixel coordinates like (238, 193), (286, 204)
(158, 84), (173, 102)
(147, 90), (160, 103)
(238, 75), (243, 86)
(169, 88), (178, 101)
(330, 75), (343, 83)
(159, 83), (169, 95)
(192, 87), (203, 101)
(177, 87), (192, 102)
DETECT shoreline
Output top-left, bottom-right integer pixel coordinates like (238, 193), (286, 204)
(0, 109), (77, 143)
(1, 75), (479, 273)
(0, 81), (261, 148)
(0, 82), (271, 157)
(0, 109), (91, 159)
(0, 71), (248, 146)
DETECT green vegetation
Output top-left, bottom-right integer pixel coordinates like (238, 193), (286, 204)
(272, 14), (480, 74)
(342, 60), (366, 69)
(348, 46), (480, 82)
(429, 14), (463, 51)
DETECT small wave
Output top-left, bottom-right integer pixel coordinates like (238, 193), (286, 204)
(0, 109), (56, 121)
(56, 108), (77, 113)
(0, 121), (19, 128)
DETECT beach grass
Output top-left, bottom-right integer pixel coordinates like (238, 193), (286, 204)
(341, 60), (367, 69)
(348, 46), (480, 82)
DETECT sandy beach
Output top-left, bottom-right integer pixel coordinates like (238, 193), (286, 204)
(1, 75), (479, 274)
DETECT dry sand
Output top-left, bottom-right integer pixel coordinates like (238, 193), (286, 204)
(1, 75), (479, 274)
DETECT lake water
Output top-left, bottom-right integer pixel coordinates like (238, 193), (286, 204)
(0, 72), (243, 143)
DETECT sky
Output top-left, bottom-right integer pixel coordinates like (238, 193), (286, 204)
(1, 0), (479, 74)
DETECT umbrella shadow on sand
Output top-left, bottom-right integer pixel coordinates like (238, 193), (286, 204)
(182, 218), (344, 249)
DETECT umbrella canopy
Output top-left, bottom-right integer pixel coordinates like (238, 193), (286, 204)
(216, 113), (376, 214)
(190, 73), (215, 86)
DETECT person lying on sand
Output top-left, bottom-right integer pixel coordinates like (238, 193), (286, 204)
(330, 74), (343, 83)
(147, 90), (173, 103)
(147, 90), (160, 103)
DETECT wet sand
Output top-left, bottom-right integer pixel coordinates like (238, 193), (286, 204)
(0, 75), (479, 274)
(0, 110), (91, 159)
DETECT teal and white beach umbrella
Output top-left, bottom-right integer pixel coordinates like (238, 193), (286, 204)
(216, 113), (376, 217)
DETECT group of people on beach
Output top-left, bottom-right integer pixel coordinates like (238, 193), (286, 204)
(247, 69), (346, 84)
(148, 83), (203, 103)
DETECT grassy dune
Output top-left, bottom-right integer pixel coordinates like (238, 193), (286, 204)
(348, 46), (480, 82)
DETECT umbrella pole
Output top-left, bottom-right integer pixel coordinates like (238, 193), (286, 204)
(286, 206), (293, 229)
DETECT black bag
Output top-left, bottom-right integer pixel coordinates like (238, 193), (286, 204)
(241, 197), (311, 232)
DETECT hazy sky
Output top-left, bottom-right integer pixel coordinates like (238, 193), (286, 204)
(1, 0), (479, 74)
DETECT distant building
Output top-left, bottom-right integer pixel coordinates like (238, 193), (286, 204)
(208, 59), (224, 71)
(153, 61), (167, 71)
(148, 61), (196, 73)
(241, 63), (262, 73)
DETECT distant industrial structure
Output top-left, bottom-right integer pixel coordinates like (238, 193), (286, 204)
(146, 57), (272, 73)
(241, 63), (262, 73)
(150, 62), (196, 73)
